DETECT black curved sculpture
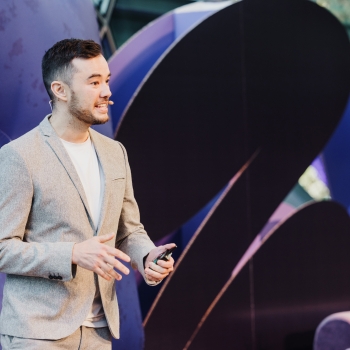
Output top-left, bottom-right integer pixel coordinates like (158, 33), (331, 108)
(116, 0), (350, 242)
(115, 0), (350, 348)
(189, 201), (350, 350)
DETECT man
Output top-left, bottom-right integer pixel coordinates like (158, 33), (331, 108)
(0, 38), (175, 349)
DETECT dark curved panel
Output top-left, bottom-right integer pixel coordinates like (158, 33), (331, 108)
(116, 0), (350, 241)
(190, 266), (253, 350)
(143, 151), (303, 349)
(118, 4), (245, 240)
(137, 0), (350, 348)
(190, 201), (350, 350)
(144, 167), (253, 349)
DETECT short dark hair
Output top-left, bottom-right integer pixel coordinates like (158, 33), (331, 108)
(42, 39), (102, 101)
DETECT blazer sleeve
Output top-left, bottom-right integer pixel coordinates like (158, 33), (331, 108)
(116, 142), (159, 285)
(0, 145), (76, 282)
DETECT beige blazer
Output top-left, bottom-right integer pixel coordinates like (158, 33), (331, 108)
(0, 116), (155, 339)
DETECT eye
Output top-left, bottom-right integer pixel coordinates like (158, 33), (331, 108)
(91, 81), (99, 86)
(106, 79), (110, 85)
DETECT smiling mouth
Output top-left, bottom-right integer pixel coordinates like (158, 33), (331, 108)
(96, 103), (107, 108)
(95, 103), (109, 113)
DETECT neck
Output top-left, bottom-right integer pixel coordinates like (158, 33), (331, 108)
(50, 108), (90, 143)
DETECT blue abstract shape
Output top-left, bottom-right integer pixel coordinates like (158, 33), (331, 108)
(323, 95), (350, 211)
(114, 264), (144, 350)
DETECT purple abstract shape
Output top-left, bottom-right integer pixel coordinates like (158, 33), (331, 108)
(109, 13), (175, 131)
(315, 312), (350, 350)
(174, 2), (232, 39)
(231, 202), (296, 279)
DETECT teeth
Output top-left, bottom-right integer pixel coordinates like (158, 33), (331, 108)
(97, 104), (107, 107)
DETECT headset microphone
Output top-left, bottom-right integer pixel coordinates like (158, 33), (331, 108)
(108, 101), (114, 105)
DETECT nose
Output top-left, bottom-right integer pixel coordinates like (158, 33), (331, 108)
(101, 82), (112, 99)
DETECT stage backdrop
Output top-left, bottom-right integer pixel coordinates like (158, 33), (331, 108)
(109, 0), (350, 348)
(1, 1), (350, 349)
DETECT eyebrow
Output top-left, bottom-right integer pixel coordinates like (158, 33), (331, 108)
(87, 73), (111, 80)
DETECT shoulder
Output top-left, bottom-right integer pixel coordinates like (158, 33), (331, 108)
(0, 129), (40, 179)
(0, 127), (40, 159)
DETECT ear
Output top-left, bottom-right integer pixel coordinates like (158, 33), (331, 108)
(50, 80), (68, 102)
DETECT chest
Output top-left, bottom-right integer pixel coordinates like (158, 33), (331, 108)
(27, 143), (127, 238)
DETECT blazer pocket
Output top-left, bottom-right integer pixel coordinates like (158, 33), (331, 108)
(112, 177), (125, 181)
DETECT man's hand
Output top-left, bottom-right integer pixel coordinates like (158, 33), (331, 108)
(72, 232), (130, 281)
(144, 243), (176, 283)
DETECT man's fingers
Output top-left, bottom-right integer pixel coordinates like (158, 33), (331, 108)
(156, 257), (174, 269)
(104, 255), (130, 275)
(148, 262), (163, 273)
(154, 243), (176, 257)
(149, 262), (169, 274)
(163, 243), (176, 250)
(145, 271), (160, 282)
(145, 266), (169, 280)
(146, 243), (176, 265)
(98, 232), (115, 243)
(105, 246), (131, 263)
(97, 264), (123, 281)
(105, 266), (122, 281)
(95, 267), (112, 281)
(145, 274), (160, 283)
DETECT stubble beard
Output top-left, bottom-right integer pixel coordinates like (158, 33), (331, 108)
(68, 90), (109, 126)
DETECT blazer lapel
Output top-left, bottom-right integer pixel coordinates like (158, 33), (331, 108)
(89, 128), (115, 236)
(39, 116), (95, 231)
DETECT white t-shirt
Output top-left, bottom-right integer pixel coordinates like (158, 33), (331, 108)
(61, 136), (108, 328)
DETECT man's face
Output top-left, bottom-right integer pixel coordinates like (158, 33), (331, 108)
(67, 55), (112, 125)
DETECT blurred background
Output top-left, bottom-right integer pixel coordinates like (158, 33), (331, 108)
(1, 1), (350, 349)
